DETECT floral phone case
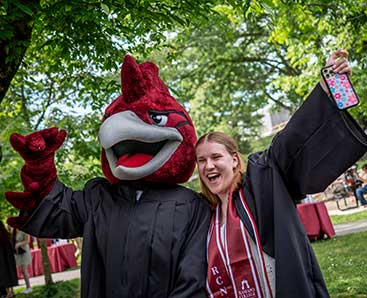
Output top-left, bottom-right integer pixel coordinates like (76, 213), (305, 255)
(321, 66), (359, 110)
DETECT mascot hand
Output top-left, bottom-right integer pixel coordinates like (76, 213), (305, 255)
(5, 128), (66, 228)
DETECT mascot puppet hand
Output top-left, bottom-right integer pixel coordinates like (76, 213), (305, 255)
(5, 128), (66, 228)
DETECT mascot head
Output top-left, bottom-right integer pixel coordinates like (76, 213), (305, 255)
(98, 55), (196, 184)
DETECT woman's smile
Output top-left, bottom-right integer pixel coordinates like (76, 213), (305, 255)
(196, 140), (238, 200)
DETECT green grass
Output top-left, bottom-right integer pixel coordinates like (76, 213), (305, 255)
(330, 209), (367, 225)
(15, 279), (80, 298)
(313, 231), (367, 298)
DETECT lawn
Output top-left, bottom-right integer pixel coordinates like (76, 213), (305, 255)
(313, 231), (367, 298)
(330, 209), (367, 225)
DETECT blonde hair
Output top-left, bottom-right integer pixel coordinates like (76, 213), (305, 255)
(195, 132), (245, 208)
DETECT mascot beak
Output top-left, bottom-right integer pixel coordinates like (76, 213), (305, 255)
(98, 110), (182, 180)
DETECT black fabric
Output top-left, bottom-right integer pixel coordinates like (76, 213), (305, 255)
(15, 246), (26, 255)
(22, 180), (211, 298)
(234, 83), (367, 298)
(0, 287), (6, 295)
(0, 239), (18, 288)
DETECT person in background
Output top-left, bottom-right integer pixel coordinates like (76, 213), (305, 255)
(342, 165), (362, 204)
(0, 221), (18, 298)
(195, 49), (367, 298)
(13, 229), (33, 294)
(355, 163), (367, 207)
(302, 194), (315, 204)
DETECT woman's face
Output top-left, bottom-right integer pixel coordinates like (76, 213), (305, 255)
(196, 140), (238, 200)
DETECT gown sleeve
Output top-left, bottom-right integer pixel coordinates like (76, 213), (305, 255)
(169, 198), (211, 298)
(270, 83), (367, 199)
(20, 179), (103, 239)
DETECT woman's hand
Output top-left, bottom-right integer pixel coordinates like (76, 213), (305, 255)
(325, 48), (352, 75)
(320, 48), (352, 95)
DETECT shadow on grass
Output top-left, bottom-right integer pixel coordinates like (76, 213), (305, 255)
(15, 279), (80, 298)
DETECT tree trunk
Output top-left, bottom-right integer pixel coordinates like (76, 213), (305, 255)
(72, 237), (83, 261)
(39, 238), (54, 285)
(0, 1), (39, 103)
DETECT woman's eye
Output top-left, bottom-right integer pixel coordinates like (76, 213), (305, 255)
(150, 114), (168, 126)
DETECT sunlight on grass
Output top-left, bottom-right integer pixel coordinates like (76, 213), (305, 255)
(330, 209), (367, 225)
(313, 231), (367, 297)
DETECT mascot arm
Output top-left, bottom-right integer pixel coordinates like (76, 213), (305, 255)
(19, 179), (96, 239)
(271, 84), (367, 199)
(5, 128), (67, 228)
(169, 198), (211, 298)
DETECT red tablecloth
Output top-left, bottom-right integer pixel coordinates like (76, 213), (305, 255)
(17, 243), (77, 279)
(297, 202), (336, 240)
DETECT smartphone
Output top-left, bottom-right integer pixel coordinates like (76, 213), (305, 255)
(321, 65), (359, 110)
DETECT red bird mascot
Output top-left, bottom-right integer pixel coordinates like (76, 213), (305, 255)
(5, 55), (211, 298)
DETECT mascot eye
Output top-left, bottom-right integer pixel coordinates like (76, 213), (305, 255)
(150, 113), (168, 126)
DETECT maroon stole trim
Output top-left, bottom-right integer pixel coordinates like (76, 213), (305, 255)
(206, 191), (267, 298)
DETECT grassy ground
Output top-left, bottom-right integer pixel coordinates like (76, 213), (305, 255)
(15, 279), (80, 298)
(313, 231), (367, 298)
(330, 209), (367, 225)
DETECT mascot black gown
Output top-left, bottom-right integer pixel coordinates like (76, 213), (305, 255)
(5, 55), (211, 298)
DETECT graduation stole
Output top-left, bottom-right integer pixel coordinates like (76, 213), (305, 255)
(206, 189), (273, 298)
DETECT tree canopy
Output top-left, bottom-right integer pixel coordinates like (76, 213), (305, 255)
(155, 1), (367, 146)
(0, 0), (231, 103)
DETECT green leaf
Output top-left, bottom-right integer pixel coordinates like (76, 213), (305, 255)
(0, 6), (7, 16)
(101, 3), (109, 15)
(14, 1), (34, 16)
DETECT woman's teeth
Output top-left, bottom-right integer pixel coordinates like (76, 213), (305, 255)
(207, 174), (220, 181)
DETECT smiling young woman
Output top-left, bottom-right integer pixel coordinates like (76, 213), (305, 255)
(196, 132), (245, 223)
(195, 49), (367, 298)
(196, 132), (276, 298)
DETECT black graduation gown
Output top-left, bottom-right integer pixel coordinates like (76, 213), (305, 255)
(0, 239), (18, 288)
(21, 180), (211, 298)
(234, 84), (367, 298)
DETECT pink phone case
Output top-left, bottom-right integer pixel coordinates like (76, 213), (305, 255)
(321, 66), (359, 110)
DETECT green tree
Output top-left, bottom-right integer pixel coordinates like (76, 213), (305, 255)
(151, 7), (301, 154)
(0, 0), (38, 103)
(0, 0), (241, 104)
(152, 1), (367, 155)
(0, 0), (251, 165)
(250, 0), (367, 124)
